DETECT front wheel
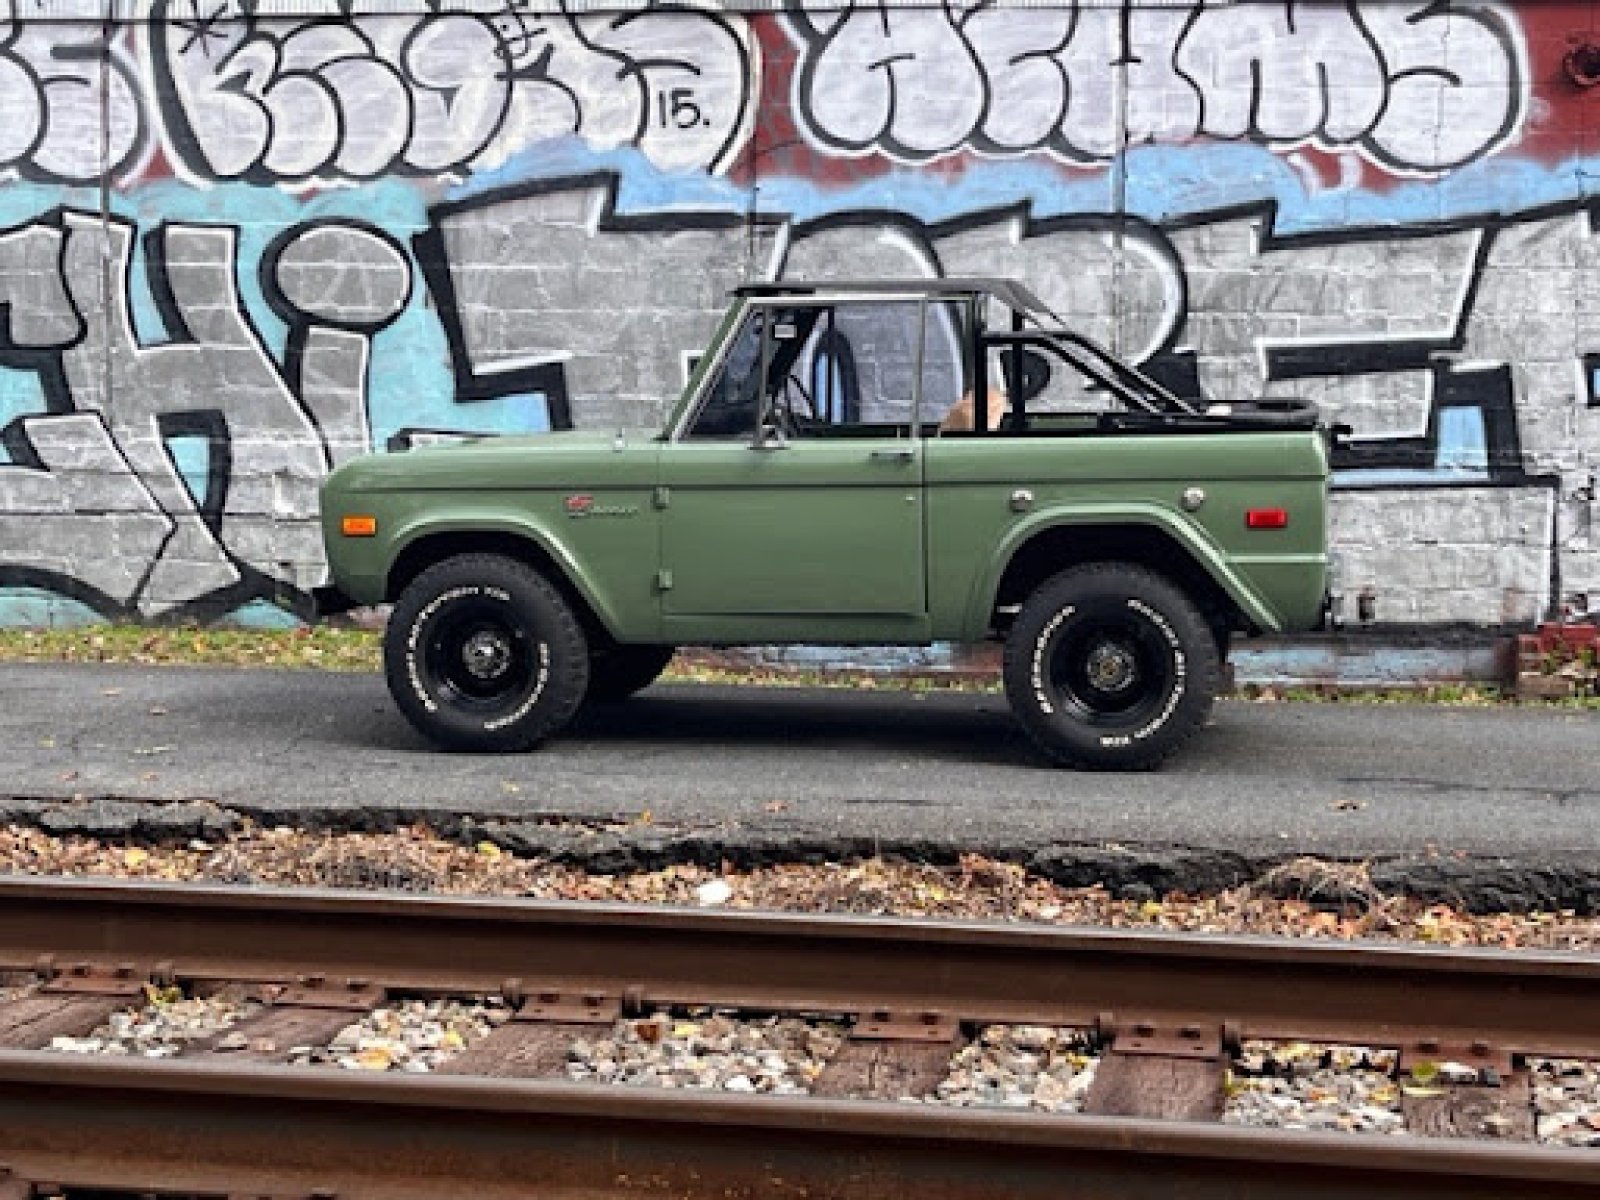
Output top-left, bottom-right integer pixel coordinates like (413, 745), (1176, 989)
(1002, 563), (1221, 770)
(383, 554), (589, 752)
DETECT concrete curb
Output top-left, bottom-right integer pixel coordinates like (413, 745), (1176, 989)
(5, 794), (1600, 916)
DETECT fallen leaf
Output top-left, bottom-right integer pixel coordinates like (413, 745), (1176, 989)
(634, 1018), (665, 1044)
(1409, 1060), (1440, 1085)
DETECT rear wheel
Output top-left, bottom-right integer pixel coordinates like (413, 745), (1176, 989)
(1003, 563), (1220, 770)
(587, 644), (676, 702)
(384, 554), (588, 752)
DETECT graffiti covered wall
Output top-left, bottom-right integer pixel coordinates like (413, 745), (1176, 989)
(0, 0), (1596, 630)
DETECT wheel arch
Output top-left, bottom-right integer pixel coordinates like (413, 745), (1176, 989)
(386, 524), (618, 645)
(976, 509), (1278, 640)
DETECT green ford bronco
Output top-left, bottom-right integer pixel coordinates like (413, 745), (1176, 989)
(320, 279), (1331, 769)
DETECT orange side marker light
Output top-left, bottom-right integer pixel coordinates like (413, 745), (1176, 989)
(341, 514), (378, 537)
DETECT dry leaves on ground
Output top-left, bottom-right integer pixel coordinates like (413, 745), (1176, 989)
(1, 826), (1598, 952)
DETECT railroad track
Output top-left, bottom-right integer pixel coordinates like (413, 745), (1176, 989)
(0, 876), (1598, 1199)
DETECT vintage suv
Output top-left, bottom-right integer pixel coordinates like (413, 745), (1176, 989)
(319, 279), (1331, 769)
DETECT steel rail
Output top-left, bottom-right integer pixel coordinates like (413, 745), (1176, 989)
(1, 1051), (1598, 1199)
(3, 876), (1600, 1062)
(1, 875), (1599, 1057)
(3, 876), (1600, 1056)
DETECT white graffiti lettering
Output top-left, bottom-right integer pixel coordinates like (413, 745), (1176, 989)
(145, 0), (754, 185)
(786, 1), (1526, 173)
(0, 20), (144, 182)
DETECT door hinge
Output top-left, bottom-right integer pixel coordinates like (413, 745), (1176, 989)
(655, 569), (673, 592)
(652, 486), (670, 510)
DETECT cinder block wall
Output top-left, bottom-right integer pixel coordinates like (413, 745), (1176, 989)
(0, 1), (1595, 633)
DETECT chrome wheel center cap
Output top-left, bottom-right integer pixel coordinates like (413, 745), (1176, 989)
(462, 631), (511, 680)
(1087, 642), (1137, 692)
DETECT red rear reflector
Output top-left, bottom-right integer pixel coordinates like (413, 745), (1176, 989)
(1246, 508), (1289, 530)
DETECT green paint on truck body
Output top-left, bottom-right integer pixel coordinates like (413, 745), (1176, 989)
(320, 282), (1330, 653)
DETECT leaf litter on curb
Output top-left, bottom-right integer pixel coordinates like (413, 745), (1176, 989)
(2, 826), (1599, 952)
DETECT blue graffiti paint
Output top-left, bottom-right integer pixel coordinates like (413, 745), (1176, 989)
(1437, 408), (1489, 473)
(1331, 408), (1489, 489)
(224, 598), (302, 629)
(165, 434), (209, 505)
(0, 587), (104, 628)
(458, 137), (1600, 241)
(0, 179), (557, 455)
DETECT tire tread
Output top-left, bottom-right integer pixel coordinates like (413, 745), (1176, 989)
(383, 553), (588, 752)
(1002, 562), (1221, 770)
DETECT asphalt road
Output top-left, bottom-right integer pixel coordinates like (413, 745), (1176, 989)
(0, 662), (1595, 871)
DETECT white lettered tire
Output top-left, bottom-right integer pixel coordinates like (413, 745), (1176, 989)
(1002, 563), (1221, 770)
(383, 554), (589, 752)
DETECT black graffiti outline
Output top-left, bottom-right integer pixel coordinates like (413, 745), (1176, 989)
(0, 208), (419, 622)
(135, 216), (280, 536)
(1352, 0), (1528, 177)
(260, 217), (413, 470)
(0, 207), (80, 412)
(1173, 1), (1387, 156)
(602, 3), (756, 175)
(150, 5), (505, 185)
(0, 408), (308, 624)
(1159, 195), (1574, 492)
(926, 201), (1190, 364)
(419, 170), (789, 433)
(0, 26), (48, 170)
(151, 13), (417, 184)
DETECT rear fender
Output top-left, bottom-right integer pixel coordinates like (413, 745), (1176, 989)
(967, 503), (1284, 638)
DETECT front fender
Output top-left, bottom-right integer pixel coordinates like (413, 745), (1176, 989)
(387, 511), (629, 639)
(963, 502), (1286, 638)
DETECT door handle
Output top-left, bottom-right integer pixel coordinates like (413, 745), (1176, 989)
(869, 448), (916, 463)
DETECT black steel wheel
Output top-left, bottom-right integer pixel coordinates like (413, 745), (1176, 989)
(1003, 563), (1220, 770)
(586, 644), (676, 703)
(384, 554), (588, 752)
